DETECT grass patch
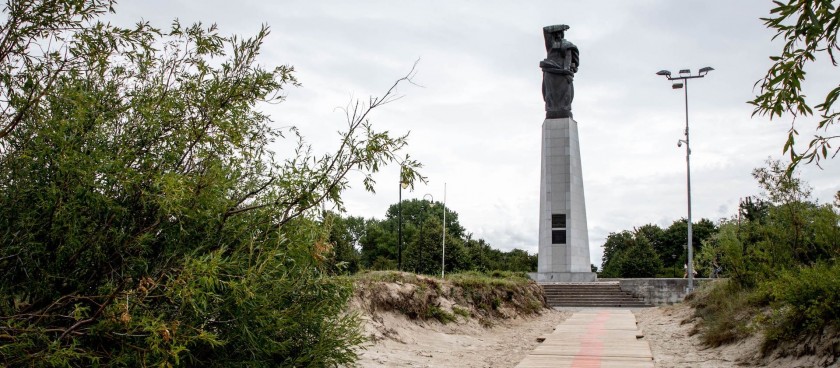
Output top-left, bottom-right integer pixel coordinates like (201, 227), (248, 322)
(689, 279), (758, 347)
(426, 306), (457, 324)
(452, 305), (470, 318)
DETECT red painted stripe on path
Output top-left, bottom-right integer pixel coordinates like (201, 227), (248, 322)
(570, 311), (610, 368)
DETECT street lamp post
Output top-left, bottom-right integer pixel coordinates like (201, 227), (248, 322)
(441, 183), (447, 279)
(656, 67), (713, 292)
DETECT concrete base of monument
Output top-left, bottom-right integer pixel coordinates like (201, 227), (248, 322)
(528, 272), (597, 282)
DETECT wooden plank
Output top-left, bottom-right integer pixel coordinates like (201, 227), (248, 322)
(515, 309), (655, 368)
(530, 344), (652, 359)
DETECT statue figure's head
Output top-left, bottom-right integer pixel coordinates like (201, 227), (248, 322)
(543, 24), (570, 51)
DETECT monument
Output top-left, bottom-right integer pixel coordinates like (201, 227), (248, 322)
(535, 25), (596, 282)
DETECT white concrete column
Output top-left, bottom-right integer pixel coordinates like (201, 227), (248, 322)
(536, 118), (596, 282)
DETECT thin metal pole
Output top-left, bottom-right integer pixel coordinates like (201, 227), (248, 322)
(441, 183), (447, 279)
(420, 203), (424, 274)
(398, 175), (403, 272)
(684, 79), (694, 292)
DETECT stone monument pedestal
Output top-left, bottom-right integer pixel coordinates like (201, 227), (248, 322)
(535, 118), (596, 283)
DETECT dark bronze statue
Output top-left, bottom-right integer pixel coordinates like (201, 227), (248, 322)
(540, 24), (579, 119)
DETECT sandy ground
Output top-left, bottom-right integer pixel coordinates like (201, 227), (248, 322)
(355, 309), (571, 368)
(354, 304), (839, 367)
(635, 304), (761, 368)
(635, 304), (840, 368)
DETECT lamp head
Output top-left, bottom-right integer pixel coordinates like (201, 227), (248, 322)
(672, 81), (684, 89)
(677, 140), (683, 147)
(656, 70), (672, 77)
(679, 69), (690, 77)
(699, 66), (714, 75)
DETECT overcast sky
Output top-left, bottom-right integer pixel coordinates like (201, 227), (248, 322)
(112, 1), (838, 267)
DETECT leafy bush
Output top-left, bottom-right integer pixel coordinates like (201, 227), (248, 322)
(688, 161), (840, 358)
(0, 2), (421, 366)
(762, 262), (840, 346)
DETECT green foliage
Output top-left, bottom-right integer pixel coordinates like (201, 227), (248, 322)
(403, 216), (457, 275)
(426, 306), (457, 324)
(601, 219), (718, 278)
(462, 237), (537, 273)
(750, 0), (840, 170)
(689, 280), (758, 347)
(446, 270), (532, 287)
(689, 161), (840, 357)
(323, 211), (365, 274)
(359, 219), (398, 268)
(636, 223), (666, 263)
(452, 305), (470, 318)
(0, 2), (424, 366)
(696, 221), (746, 282)
(0, 0), (135, 140)
(762, 262), (840, 346)
(600, 230), (663, 278)
(352, 200), (537, 274)
(385, 199), (466, 239)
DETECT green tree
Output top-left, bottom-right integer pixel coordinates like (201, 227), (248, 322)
(658, 218), (717, 275)
(359, 218), (397, 269)
(753, 160), (839, 266)
(0, 2), (424, 366)
(635, 223), (667, 265)
(600, 231), (662, 278)
(600, 230), (634, 272)
(385, 199), (465, 239)
(324, 212), (365, 274)
(750, 0), (840, 170)
(503, 248), (537, 273)
(355, 200), (538, 273)
(740, 196), (771, 223)
(600, 231), (633, 276)
(404, 216), (469, 274)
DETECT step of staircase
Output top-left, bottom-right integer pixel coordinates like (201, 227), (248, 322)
(541, 282), (652, 307)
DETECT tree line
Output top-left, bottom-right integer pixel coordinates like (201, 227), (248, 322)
(323, 198), (538, 275)
(600, 159), (839, 283)
(599, 218), (718, 278)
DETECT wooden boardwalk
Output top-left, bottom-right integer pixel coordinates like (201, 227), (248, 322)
(515, 309), (654, 368)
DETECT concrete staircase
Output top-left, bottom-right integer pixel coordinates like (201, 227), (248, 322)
(541, 282), (652, 307)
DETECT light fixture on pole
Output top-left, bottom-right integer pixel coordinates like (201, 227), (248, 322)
(656, 66), (713, 292)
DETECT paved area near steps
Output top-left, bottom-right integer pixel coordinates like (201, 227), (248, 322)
(515, 309), (654, 368)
